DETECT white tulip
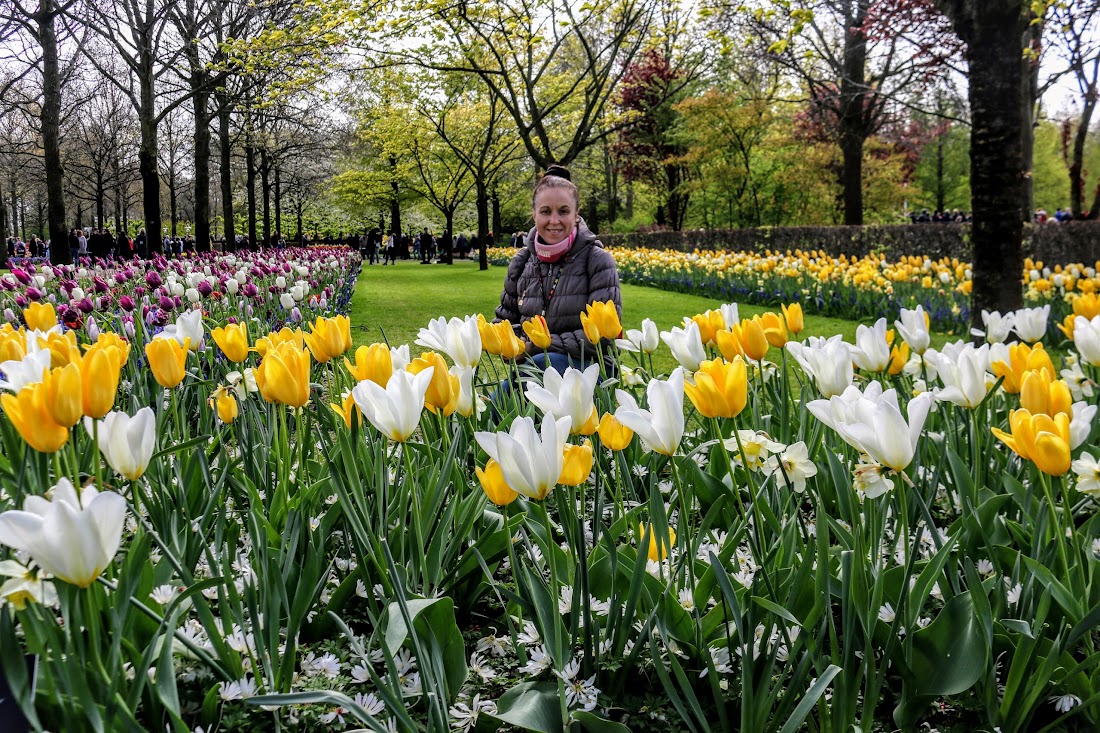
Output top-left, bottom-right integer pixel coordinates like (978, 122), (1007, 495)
(0, 350), (52, 392)
(786, 336), (853, 398)
(279, 293), (295, 310)
(1071, 401), (1097, 450)
(928, 344), (990, 409)
(226, 279), (240, 295)
(808, 385), (932, 472)
(415, 315), (482, 369)
(351, 367), (433, 442)
(720, 303), (740, 329)
(71, 287), (86, 301)
(0, 478), (126, 588)
(660, 322), (706, 372)
(389, 344), (411, 372)
(614, 369), (685, 456)
(525, 363), (599, 434)
(1011, 305), (1050, 343)
(185, 288), (200, 303)
(895, 305), (931, 355)
(850, 318), (891, 372)
(475, 413), (571, 500)
(616, 318), (660, 354)
(159, 309), (204, 351)
(450, 365), (482, 418)
(971, 310), (1014, 344)
(1073, 316), (1100, 366)
(275, 276), (287, 289)
(84, 407), (157, 481)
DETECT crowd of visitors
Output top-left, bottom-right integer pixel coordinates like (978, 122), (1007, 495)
(354, 228), (500, 265)
(909, 207), (1080, 224)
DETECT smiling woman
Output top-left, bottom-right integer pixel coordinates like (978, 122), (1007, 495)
(493, 165), (622, 374)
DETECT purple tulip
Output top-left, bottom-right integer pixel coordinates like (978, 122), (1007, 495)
(12, 269), (31, 285)
(25, 287), (43, 301)
(119, 296), (135, 312)
(243, 284), (259, 298)
(93, 276), (109, 293)
(146, 271), (163, 288)
(290, 306), (302, 323)
(76, 298), (94, 314)
(3, 308), (15, 323)
(158, 296), (175, 312)
(197, 281), (213, 297)
(15, 295), (28, 308)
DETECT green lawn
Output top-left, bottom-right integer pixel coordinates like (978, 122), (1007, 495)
(347, 258), (947, 372)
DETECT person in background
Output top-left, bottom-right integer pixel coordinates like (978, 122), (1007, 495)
(493, 164), (621, 374)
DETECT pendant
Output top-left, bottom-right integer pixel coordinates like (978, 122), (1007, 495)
(518, 298), (524, 308)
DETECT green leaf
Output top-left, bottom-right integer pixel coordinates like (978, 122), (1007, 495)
(778, 664), (841, 733)
(384, 597), (467, 699)
(573, 710), (630, 732)
(487, 681), (563, 733)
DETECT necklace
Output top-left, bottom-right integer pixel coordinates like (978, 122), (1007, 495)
(534, 262), (564, 317)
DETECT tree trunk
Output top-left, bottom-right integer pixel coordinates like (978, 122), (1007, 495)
(114, 182), (122, 234)
(1021, 19), (1042, 221)
(96, 173), (106, 230)
(190, 52), (211, 253)
(1069, 60), (1098, 218)
(0, 177), (7, 266)
(260, 148), (271, 247)
(38, 0), (70, 264)
(218, 95), (235, 250)
(476, 178), (489, 271)
(838, 0), (869, 227)
(246, 143), (257, 249)
(666, 164), (689, 231)
(935, 136), (946, 212)
(274, 164), (282, 239)
(137, 47), (161, 253)
(389, 155), (401, 240)
(965, 6), (1028, 331)
(296, 202), (304, 245)
(12, 181), (21, 241)
(169, 167), (178, 236)
(491, 187), (502, 239)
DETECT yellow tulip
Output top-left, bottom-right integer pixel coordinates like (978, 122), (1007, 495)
(23, 302), (57, 331)
(597, 412), (634, 450)
(41, 363), (83, 428)
(887, 342), (910, 376)
(212, 323), (250, 363)
(254, 341), (311, 408)
(476, 459), (519, 507)
(0, 331), (26, 362)
(330, 391), (361, 429)
(210, 387), (239, 424)
(145, 337), (190, 388)
(715, 328), (745, 361)
(684, 358), (748, 419)
(741, 318), (769, 362)
(691, 309), (725, 347)
(580, 300), (622, 343)
(344, 343), (393, 386)
(38, 330), (81, 369)
(408, 351), (459, 416)
(758, 312), (788, 348)
(497, 322), (527, 359)
(638, 523), (676, 562)
(1, 383), (70, 453)
(254, 327), (304, 357)
(781, 303), (804, 334)
(87, 332), (131, 365)
(523, 315), (552, 349)
(1019, 370), (1072, 418)
(580, 311), (602, 345)
(81, 344), (122, 418)
(303, 315), (352, 363)
(991, 343), (1055, 394)
(991, 409), (1072, 476)
(1057, 314), (1076, 341)
(559, 440), (594, 486)
(478, 315), (504, 355)
(1073, 293), (1100, 320)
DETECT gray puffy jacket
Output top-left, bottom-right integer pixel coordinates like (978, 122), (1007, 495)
(494, 221), (622, 363)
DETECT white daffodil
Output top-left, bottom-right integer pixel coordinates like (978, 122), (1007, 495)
(765, 441), (818, 493)
(1012, 305), (1050, 343)
(351, 368), (434, 442)
(0, 478), (126, 588)
(0, 349), (52, 392)
(84, 407), (157, 481)
(850, 317), (891, 372)
(971, 310), (1014, 344)
(415, 315), (481, 369)
(1061, 359), (1096, 400)
(474, 413), (571, 500)
(853, 461), (894, 499)
(1074, 315), (1100, 367)
(928, 343), (990, 409)
(525, 363), (599, 435)
(895, 305), (931, 355)
(722, 430), (785, 471)
(0, 559), (58, 609)
(660, 322), (706, 372)
(158, 308), (204, 351)
(1073, 452), (1100, 496)
(786, 336), (853, 397)
(615, 369), (685, 457)
(615, 317), (660, 354)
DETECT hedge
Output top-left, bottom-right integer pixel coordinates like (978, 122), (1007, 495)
(599, 221), (1100, 264)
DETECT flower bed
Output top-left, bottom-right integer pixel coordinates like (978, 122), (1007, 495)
(1, 259), (1100, 732)
(488, 246), (1100, 338)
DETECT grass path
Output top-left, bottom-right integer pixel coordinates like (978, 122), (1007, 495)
(346, 258), (942, 372)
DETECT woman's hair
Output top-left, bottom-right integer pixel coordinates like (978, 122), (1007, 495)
(532, 165), (579, 209)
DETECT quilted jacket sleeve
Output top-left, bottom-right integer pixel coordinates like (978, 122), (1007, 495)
(494, 249), (531, 324)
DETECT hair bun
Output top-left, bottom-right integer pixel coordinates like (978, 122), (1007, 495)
(544, 165), (572, 181)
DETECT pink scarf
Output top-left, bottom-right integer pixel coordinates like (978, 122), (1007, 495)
(535, 227), (577, 263)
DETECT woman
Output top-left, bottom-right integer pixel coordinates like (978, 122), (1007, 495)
(494, 165), (621, 373)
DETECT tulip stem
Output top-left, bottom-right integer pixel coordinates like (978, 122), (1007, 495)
(93, 419), (103, 490)
(1038, 471), (1071, 578)
(536, 495), (570, 728)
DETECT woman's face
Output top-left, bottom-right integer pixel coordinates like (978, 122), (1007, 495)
(533, 187), (578, 245)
